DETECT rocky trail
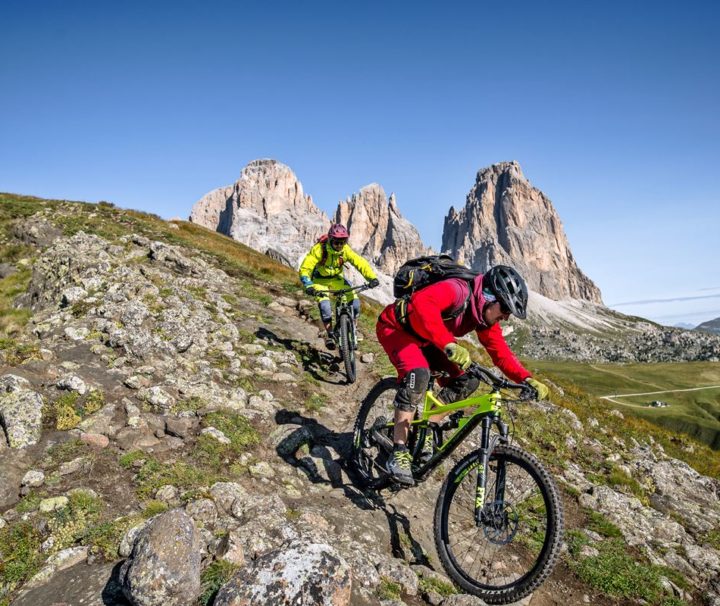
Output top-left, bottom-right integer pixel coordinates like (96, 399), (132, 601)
(1, 204), (719, 606)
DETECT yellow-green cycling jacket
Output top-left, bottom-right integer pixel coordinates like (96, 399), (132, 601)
(299, 241), (377, 289)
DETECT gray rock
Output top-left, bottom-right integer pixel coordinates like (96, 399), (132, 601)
(165, 416), (198, 439)
(21, 469), (45, 487)
(377, 560), (419, 596)
(185, 498), (217, 526)
(214, 540), (352, 606)
(119, 509), (202, 606)
(61, 286), (88, 306)
(0, 381), (44, 448)
(11, 560), (125, 606)
(209, 482), (247, 515)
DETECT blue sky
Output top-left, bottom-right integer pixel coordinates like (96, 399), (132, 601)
(2, 0), (719, 326)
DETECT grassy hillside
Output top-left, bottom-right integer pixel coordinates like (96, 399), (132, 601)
(528, 359), (720, 450)
(2, 193), (720, 606)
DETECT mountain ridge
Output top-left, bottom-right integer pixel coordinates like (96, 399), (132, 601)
(189, 159), (601, 306)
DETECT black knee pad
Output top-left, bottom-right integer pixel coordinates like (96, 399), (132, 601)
(394, 368), (431, 412)
(438, 373), (480, 404)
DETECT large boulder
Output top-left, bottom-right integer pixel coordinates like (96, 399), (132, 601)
(118, 509), (202, 606)
(214, 540), (352, 606)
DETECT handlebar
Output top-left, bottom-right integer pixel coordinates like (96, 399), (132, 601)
(325, 284), (372, 296)
(466, 363), (537, 401)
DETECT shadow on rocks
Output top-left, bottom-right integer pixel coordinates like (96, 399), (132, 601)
(102, 561), (131, 605)
(273, 409), (429, 566)
(255, 326), (347, 386)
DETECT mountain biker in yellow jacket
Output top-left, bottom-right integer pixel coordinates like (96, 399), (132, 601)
(299, 224), (380, 350)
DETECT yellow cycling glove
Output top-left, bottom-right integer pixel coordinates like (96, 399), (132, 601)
(525, 377), (549, 400)
(444, 343), (471, 370)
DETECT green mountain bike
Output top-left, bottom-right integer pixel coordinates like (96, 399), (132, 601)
(326, 284), (370, 384)
(349, 363), (564, 604)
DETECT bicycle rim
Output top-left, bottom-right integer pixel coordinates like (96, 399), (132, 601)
(434, 444), (563, 604)
(339, 314), (356, 383)
(349, 377), (398, 489)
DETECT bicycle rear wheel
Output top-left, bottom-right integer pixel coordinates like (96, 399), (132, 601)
(434, 444), (563, 604)
(349, 377), (398, 489)
(339, 313), (356, 383)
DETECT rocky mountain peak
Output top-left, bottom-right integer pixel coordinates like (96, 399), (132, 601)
(334, 183), (431, 275)
(442, 161), (603, 304)
(189, 159), (330, 265)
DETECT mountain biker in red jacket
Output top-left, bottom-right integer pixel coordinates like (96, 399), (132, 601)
(376, 265), (549, 485)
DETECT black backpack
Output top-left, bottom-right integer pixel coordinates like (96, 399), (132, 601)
(393, 255), (479, 330)
(393, 254), (478, 298)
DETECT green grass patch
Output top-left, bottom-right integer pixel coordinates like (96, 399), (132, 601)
(82, 512), (147, 561)
(119, 450), (147, 468)
(523, 362), (720, 478)
(206, 349), (230, 370)
(141, 500), (169, 517)
(46, 438), (86, 462)
(376, 577), (403, 601)
(46, 491), (104, 553)
(131, 456), (210, 500)
(172, 396), (206, 414)
(417, 574), (457, 597)
(0, 338), (40, 365)
(304, 392), (327, 413)
(0, 265), (32, 336)
(585, 510), (623, 538)
(700, 528), (720, 550)
(83, 389), (105, 414)
(193, 412), (260, 471)
(199, 560), (240, 606)
(0, 522), (44, 599)
(569, 537), (670, 603)
(47, 390), (106, 430)
(15, 492), (42, 514)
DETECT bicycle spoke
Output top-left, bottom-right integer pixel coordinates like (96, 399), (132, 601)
(435, 444), (562, 602)
(350, 378), (398, 488)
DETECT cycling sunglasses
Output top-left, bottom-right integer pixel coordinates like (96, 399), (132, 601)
(499, 301), (512, 315)
(330, 238), (347, 247)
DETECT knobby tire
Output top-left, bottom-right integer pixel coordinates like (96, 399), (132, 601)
(434, 444), (563, 604)
(349, 377), (398, 489)
(339, 313), (356, 384)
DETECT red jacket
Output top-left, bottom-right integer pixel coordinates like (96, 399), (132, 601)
(378, 275), (530, 383)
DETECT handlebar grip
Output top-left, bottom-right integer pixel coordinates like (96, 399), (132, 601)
(520, 384), (538, 401)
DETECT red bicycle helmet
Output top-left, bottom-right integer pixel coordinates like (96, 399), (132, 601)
(328, 224), (349, 240)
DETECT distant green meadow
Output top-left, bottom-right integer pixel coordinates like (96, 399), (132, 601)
(529, 360), (720, 449)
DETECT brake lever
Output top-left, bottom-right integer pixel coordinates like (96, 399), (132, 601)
(520, 384), (538, 401)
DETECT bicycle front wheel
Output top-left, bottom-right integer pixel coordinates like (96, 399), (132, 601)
(349, 377), (398, 489)
(339, 313), (356, 383)
(434, 444), (563, 604)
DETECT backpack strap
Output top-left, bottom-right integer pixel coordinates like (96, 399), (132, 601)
(394, 279), (473, 337)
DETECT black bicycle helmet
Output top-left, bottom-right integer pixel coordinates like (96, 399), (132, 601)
(484, 265), (528, 319)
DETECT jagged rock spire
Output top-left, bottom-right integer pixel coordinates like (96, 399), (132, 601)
(189, 159), (330, 264)
(442, 161), (602, 303)
(334, 184), (431, 275)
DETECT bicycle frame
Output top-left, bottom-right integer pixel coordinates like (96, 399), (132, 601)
(409, 387), (509, 483)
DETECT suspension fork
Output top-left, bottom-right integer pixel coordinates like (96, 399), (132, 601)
(474, 415), (492, 525)
(474, 415), (509, 525)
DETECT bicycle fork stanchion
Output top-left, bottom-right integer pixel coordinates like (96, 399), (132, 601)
(474, 415), (493, 526)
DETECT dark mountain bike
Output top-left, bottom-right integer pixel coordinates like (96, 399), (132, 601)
(326, 284), (370, 384)
(349, 363), (564, 604)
